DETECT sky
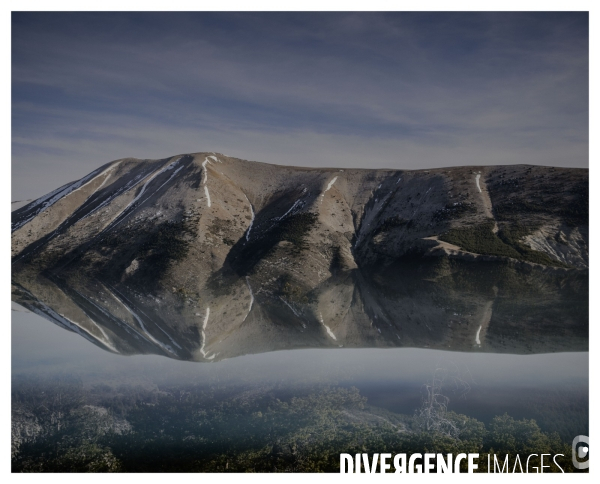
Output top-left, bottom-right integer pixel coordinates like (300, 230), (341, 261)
(11, 12), (589, 200)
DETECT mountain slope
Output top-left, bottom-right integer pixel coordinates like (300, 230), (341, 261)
(11, 153), (588, 360)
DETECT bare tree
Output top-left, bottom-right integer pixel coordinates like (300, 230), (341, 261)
(415, 364), (471, 439)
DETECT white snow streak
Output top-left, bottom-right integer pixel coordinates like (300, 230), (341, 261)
(199, 307), (213, 359)
(202, 157), (213, 208)
(475, 325), (482, 345)
(23, 161), (127, 242)
(475, 174), (482, 193)
(202, 308), (210, 329)
(12, 163), (120, 231)
(277, 198), (302, 220)
(202, 157), (211, 184)
(79, 173), (145, 223)
(109, 158), (182, 230)
(120, 300), (176, 355)
(73, 289), (152, 343)
(106, 286), (178, 355)
(123, 159), (180, 210)
(280, 296), (300, 317)
(204, 186), (211, 207)
(72, 161), (122, 197)
(62, 314), (119, 353)
(245, 195), (255, 241)
(265, 194), (306, 233)
(34, 170), (101, 206)
(114, 166), (184, 232)
(243, 277), (254, 322)
(24, 298), (118, 354)
(319, 312), (337, 341)
(207, 155), (220, 163)
(321, 176), (338, 197)
(94, 171), (115, 192)
(63, 292), (119, 349)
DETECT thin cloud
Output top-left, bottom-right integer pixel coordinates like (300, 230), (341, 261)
(12, 12), (588, 200)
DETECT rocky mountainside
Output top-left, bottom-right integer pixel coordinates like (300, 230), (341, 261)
(11, 153), (588, 360)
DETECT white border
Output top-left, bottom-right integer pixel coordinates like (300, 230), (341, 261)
(2, 2), (595, 482)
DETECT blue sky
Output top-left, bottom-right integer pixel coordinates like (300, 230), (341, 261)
(12, 12), (588, 200)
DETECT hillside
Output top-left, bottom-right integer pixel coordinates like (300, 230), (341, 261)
(11, 153), (589, 359)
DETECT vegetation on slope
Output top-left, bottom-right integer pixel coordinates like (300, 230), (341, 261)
(224, 211), (320, 277)
(439, 220), (567, 267)
(488, 171), (588, 227)
(12, 377), (585, 473)
(95, 216), (198, 281)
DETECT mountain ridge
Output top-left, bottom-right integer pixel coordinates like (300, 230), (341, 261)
(11, 152), (588, 360)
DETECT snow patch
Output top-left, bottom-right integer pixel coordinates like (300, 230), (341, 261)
(143, 166), (184, 204)
(72, 161), (122, 197)
(323, 176), (338, 193)
(62, 313), (119, 353)
(79, 173), (147, 223)
(320, 176), (338, 200)
(202, 157), (212, 184)
(72, 289), (145, 340)
(280, 296), (300, 317)
(201, 157), (214, 208)
(244, 195), (255, 241)
(19, 161), (128, 244)
(277, 198), (303, 220)
(199, 307), (211, 359)
(11, 162), (119, 231)
(319, 312), (337, 341)
(109, 288), (177, 355)
(107, 158), (182, 231)
(204, 186), (211, 207)
(20, 290), (119, 354)
(475, 174), (482, 193)
(243, 277), (254, 322)
(121, 159), (180, 211)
